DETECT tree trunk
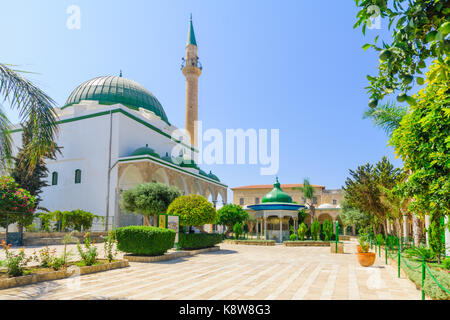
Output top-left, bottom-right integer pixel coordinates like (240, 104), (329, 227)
(143, 216), (150, 226)
(412, 215), (420, 246)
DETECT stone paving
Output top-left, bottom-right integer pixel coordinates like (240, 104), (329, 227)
(0, 241), (422, 300)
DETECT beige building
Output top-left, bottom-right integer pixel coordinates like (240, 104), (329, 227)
(231, 183), (356, 235)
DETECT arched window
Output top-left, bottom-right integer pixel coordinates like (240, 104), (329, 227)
(52, 172), (58, 186)
(75, 169), (81, 184)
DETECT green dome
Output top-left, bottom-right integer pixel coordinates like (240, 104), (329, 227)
(130, 145), (160, 158)
(208, 171), (220, 182)
(161, 152), (174, 163)
(262, 178), (292, 203)
(64, 76), (169, 124)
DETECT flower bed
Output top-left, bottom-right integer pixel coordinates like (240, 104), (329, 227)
(0, 259), (128, 290)
(223, 239), (276, 246)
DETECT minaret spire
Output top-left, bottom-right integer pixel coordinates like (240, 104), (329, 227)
(182, 15), (202, 147)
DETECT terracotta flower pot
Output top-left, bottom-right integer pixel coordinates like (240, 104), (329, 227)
(356, 245), (363, 253)
(357, 252), (376, 267)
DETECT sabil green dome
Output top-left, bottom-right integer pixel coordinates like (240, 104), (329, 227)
(262, 178), (292, 203)
(64, 76), (169, 124)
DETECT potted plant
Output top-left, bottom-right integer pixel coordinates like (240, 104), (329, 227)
(356, 234), (376, 267)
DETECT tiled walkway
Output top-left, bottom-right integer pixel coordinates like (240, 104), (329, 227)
(0, 242), (422, 300)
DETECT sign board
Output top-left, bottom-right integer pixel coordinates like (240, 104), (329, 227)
(167, 215), (180, 244)
(157, 214), (180, 245)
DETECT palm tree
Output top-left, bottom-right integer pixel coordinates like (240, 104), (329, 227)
(294, 178), (316, 218)
(363, 101), (408, 137)
(0, 63), (58, 172)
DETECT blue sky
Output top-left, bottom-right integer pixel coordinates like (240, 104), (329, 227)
(1, 0), (404, 199)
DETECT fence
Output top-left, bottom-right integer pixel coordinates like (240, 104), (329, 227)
(371, 233), (450, 300)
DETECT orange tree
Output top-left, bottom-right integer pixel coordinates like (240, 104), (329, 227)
(390, 59), (449, 262)
(167, 194), (216, 232)
(0, 176), (36, 229)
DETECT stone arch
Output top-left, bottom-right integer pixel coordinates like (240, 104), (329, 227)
(217, 188), (227, 206)
(318, 212), (333, 223)
(119, 165), (144, 190)
(204, 186), (216, 203)
(151, 167), (169, 185)
(172, 175), (188, 195)
(190, 180), (203, 196)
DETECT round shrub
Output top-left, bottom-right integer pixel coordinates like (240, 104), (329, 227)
(289, 233), (298, 241)
(167, 194), (216, 227)
(115, 226), (175, 256)
(179, 233), (223, 250)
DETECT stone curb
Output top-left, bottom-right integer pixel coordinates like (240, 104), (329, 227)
(283, 241), (331, 247)
(124, 246), (220, 262)
(223, 240), (276, 246)
(0, 260), (129, 290)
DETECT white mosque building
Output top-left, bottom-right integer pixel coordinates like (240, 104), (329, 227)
(9, 17), (227, 230)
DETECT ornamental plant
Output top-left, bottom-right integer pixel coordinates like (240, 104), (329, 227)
(289, 233), (298, 241)
(104, 229), (117, 263)
(0, 176), (36, 229)
(310, 220), (321, 241)
(76, 232), (98, 266)
(216, 204), (249, 236)
(167, 194), (216, 230)
(322, 219), (332, 241)
(233, 222), (243, 240)
(0, 240), (32, 277)
(298, 223), (308, 241)
(115, 226), (175, 256)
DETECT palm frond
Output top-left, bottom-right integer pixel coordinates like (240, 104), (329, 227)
(0, 63), (59, 170)
(363, 101), (408, 136)
(0, 105), (12, 172)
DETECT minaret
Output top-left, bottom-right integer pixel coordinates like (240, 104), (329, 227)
(182, 14), (202, 147)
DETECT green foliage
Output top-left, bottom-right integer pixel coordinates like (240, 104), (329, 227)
(233, 222), (243, 240)
(358, 233), (370, 253)
(298, 223), (308, 241)
(104, 229), (117, 263)
(10, 123), (60, 208)
(442, 258), (450, 270)
(322, 219), (332, 241)
(297, 209), (307, 224)
(295, 179), (316, 216)
(120, 182), (181, 219)
(310, 220), (320, 241)
(76, 232), (98, 266)
(390, 60), (449, 262)
(167, 194), (216, 227)
(403, 245), (437, 262)
(289, 233), (298, 241)
(339, 199), (371, 230)
(0, 240), (32, 277)
(0, 176), (36, 228)
(179, 233), (223, 250)
(115, 226), (175, 256)
(375, 233), (385, 245)
(216, 204), (249, 231)
(355, 0), (449, 103)
(38, 210), (102, 232)
(363, 101), (408, 137)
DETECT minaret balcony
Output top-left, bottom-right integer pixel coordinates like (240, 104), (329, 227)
(181, 57), (202, 71)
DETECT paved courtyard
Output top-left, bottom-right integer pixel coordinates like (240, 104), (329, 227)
(0, 241), (422, 300)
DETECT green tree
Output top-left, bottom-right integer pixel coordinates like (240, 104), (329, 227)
(216, 204), (249, 236)
(121, 182), (181, 226)
(390, 59), (449, 262)
(354, 0), (449, 105)
(167, 194), (217, 232)
(233, 222), (243, 240)
(0, 176), (36, 241)
(0, 64), (58, 171)
(297, 208), (307, 224)
(322, 219), (333, 241)
(311, 219), (321, 241)
(294, 178), (316, 218)
(298, 223), (308, 241)
(339, 199), (371, 232)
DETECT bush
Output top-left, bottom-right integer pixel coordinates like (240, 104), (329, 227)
(233, 222), (243, 240)
(322, 220), (332, 241)
(179, 233), (223, 250)
(442, 258), (450, 270)
(311, 220), (320, 241)
(289, 233), (298, 241)
(298, 223), (308, 241)
(375, 234), (385, 245)
(216, 204), (248, 233)
(115, 226), (175, 256)
(167, 194), (216, 227)
(39, 210), (103, 232)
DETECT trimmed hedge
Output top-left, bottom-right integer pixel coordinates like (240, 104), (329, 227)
(179, 233), (223, 250)
(115, 226), (175, 256)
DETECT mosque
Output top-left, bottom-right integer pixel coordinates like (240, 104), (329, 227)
(10, 17), (227, 230)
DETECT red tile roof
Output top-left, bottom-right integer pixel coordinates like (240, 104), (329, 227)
(231, 184), (325, 190)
